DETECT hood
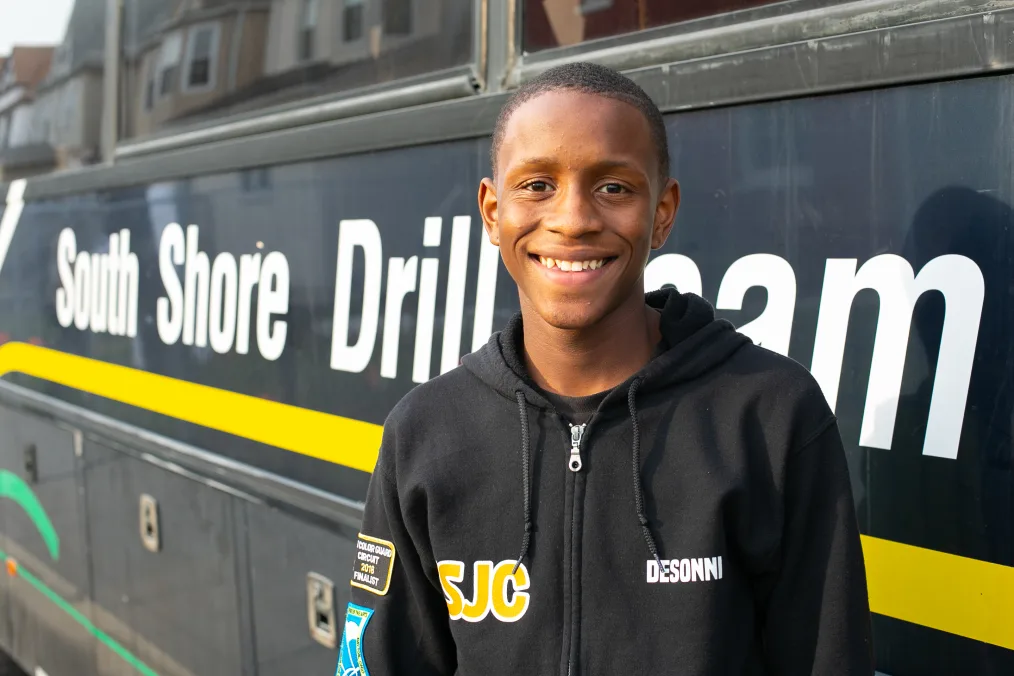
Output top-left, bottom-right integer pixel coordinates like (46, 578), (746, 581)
(462, 287), (750, 412)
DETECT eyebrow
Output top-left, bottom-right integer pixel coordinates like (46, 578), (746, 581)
(510, 157), (643, 173)
(512, 157), (559, 169)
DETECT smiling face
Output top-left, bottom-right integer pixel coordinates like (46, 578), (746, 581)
(479, 90), (680, 331)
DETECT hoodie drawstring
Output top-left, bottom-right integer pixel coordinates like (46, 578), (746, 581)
(628, 378), (664, 570)
(513, 391), (533, 575)
(512, 381), (663, 577)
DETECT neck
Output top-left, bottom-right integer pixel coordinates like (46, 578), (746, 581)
(521, 292), (661, 397)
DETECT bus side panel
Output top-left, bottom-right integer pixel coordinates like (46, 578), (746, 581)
(245, 503), (358, 675)
(83, 439), (244, 676)
(0, 407), (98, 676)
(80, 440), (138, 676)
(668, 75), (1014, 673)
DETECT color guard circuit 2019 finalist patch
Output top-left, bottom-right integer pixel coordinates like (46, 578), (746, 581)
(336, 603), (373, 676)
(350, 533), (396, 595)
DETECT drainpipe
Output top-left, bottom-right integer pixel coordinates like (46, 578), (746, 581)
(100, 0), (122, 164)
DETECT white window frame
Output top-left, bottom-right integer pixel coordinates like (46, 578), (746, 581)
(158, 31), (184, 99)
(182, 21), (221, 93)
(342, 0), (365, 43)
(144, 54), (157, 110)
(298, 0), (319, 61)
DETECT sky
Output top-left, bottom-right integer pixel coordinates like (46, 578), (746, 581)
(0, 0), (76, 55)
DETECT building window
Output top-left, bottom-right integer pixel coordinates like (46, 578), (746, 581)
(184, 23), (220, 91)
(524, 0), (784, 52)
(241, 167), (272, 192)
(158, 32), (184, 97)
(299, 0), (319, 61)
(383, 0), (412, 36)
(343, 0), (364, 42)
(144, 57), (156, 110)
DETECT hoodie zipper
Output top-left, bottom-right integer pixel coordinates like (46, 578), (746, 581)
(565, 422), (587, 676)
(568, 424), (584, 472)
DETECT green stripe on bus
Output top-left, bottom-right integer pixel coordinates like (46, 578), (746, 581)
(0, 471), (59, 561)
(0, 550), (158, 676)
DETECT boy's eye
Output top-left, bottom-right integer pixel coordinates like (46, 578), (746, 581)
(597, 183), (628, 194)
(524, 181), (552, 192)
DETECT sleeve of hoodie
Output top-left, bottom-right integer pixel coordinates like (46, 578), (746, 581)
(759, 416), (874, 675)
(336, 419), (457, 676)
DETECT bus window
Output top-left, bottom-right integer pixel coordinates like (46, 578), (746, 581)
(119, 0), (475, 142)
(0, 1), (105, 179)
(524, 0), (786, 52)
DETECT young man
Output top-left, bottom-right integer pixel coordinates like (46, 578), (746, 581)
(337, 62), (873, 675)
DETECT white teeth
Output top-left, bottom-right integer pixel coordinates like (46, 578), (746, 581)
(536, 257), (607, 272)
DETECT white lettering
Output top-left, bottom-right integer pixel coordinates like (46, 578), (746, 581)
(705, 557), (718, 581)
(646, 559), (659, 583)
(413, 217), (441, 384)
(644, 253), (703, 296)
(331, 219), (382, 373)
(691, 558), (704, 582)
(209, 253), (238, 354)
(55, 228), (76, 328)
(73, 253), (91, 331)
(811, 254), (984, 459)
(257, 252), (289, 361)
(157, 225), (288, 359)
(440, 216), (471, 373)
(183, 225), (210, 347)
(106, 233), (122, 335)
(156, 223), (186, 345)
(56, 229), (138, 338)
(89, 252), (109, 333)
(645, 557), (724, 584)
(716, 254), (796, 355)
(235, 253), (261, 355)
(118, 230), (139, 338)
(380, 257), (418, 379)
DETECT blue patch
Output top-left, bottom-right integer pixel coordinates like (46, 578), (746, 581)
(335, 603), (374, 676)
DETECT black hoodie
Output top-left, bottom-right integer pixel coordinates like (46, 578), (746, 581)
(338, 289), (873, 676)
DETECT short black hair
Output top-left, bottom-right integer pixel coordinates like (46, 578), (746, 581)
(490, 62), (670, 182)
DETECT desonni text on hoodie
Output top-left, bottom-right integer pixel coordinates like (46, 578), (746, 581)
(337, 289), (874, 676)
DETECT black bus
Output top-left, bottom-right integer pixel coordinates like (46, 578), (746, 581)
(0, 0), (1011, 674)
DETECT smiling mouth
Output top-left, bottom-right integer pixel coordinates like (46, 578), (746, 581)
(532, 255), (616, 272)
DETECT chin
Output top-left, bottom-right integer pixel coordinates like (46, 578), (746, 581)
(535, 302), (606, 331)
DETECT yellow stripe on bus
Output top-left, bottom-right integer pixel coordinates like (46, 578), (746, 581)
(862, 535), (1014, 650)
(0, 342), (1012, 651)
(0, 342), (383, 474)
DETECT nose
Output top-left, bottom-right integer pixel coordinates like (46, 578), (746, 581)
(542, 183), (603, 239)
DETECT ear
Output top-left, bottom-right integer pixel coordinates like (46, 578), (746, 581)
(650, 179), (681, 250)
(478, 177), (501, 246)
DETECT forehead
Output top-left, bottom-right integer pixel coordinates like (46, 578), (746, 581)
(497, 90), (657, 177)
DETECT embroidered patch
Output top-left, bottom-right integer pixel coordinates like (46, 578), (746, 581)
(350, 533), (396, 596)
(336, 603), (373, 676)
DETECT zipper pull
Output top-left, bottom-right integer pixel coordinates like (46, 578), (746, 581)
(568, 424), (584, 472)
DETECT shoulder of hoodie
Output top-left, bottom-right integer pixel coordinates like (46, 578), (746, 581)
(374, 363), (494, 478)
(711, 340), (838, 455)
